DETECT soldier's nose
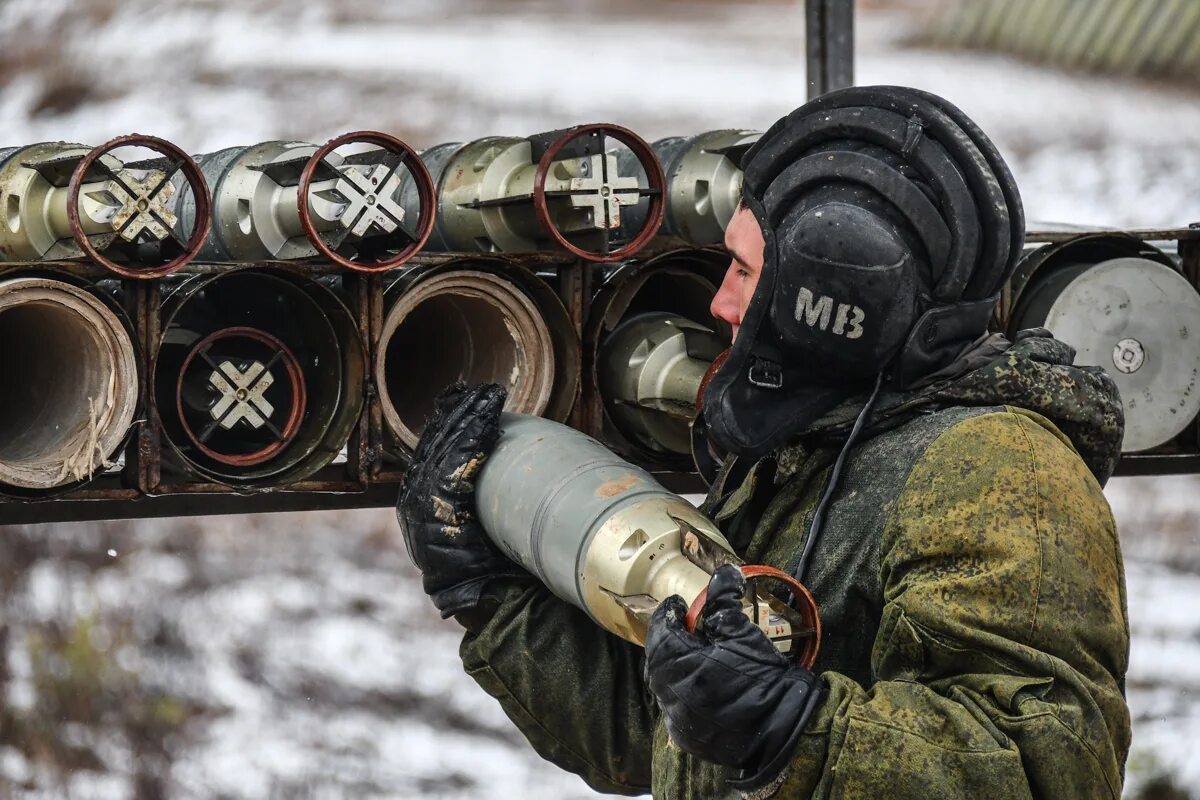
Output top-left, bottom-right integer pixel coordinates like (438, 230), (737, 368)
(711, 268), (743, 331)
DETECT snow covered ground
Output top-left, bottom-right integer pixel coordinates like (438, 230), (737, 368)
(1, 511), (600, 799)
(1108, 476), (1200, 797)
(2, 0), (1200, 797)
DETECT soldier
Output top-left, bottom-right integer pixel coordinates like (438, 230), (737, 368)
(397, 86), (1130, 799)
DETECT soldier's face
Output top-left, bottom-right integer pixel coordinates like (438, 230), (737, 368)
(711, 205), (765, 342)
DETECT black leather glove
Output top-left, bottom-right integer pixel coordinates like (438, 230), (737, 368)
(644, 564), (824, 788)
(396, 382), (529, 618)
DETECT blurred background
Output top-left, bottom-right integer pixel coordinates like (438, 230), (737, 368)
(1, 0), (1199, 797)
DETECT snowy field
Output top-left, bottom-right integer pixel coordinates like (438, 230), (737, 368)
(1, 0), (1200, 797)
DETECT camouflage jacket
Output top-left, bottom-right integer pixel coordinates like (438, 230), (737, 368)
(456, 332), (1131, 799)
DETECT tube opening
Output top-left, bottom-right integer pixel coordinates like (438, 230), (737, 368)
(155, 268), (364, 486)
(590, 252), (731, 463)
(378, 270), (555, 450)
(0, 279), (137, 490)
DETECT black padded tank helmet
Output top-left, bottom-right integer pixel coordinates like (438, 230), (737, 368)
(702, 85), (1024, 459)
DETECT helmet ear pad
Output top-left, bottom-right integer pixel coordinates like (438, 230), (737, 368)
(895, 297), (998, 386)
(701, 196), (861, 459)
(701, 195), (922, 459)
(772, 201), (921, 382)
(702, 86), (1025, 458)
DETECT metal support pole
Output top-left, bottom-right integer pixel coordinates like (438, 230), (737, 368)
(807, 0), (855, 99)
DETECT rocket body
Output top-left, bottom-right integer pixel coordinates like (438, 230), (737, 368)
(475, 413), (737, 646)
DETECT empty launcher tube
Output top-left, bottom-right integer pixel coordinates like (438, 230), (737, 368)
(375, 259), (580, 452)
(0, 274), (139, 492)
(173, 131), (435, 272)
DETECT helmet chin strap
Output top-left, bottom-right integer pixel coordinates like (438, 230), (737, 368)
(791, 371), (886, 586)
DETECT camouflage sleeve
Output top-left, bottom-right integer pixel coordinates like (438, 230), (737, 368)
(764, 409), (1130, 799)
(457, 580), (658, 795)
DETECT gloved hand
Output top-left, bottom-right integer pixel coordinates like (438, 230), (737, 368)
(396, 382), (529, 618)
(644, 564), (824, 788)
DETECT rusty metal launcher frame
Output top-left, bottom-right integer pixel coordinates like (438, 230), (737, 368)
(0, 242), (709, 524)
(0, 0), (858, 523)
(3, 224), (1200, 525)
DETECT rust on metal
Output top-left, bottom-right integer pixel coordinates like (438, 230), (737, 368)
(67, 133), (212, 279)
(6, 220), (1197, 522)
(695, 349), (730, 413)
(344, 271), (374, 484)
(0, 252), (702, 520)
(685, 564), (822, 670)
(559, 260), (591, 432)
(296, 130), (436, 273)
(174, 326), (307, 467)
(532, 123), (666, 263)
(55, 487), (141, 501)
(594, 473), (639, 498)
(154, 479), (364, 495)
(366, 272), (387, 477)
(140, 279), (164, 491)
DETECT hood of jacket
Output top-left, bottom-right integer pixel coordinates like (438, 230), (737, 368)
(799, 328), (1125, 484)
